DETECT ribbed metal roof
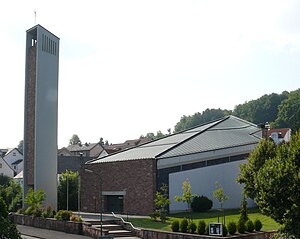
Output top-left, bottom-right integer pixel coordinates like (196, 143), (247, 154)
(88, 116), (261, 164)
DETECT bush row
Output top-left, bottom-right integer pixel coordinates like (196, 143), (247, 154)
(17, 207), (82, 222)
(171, 218), (263, 236)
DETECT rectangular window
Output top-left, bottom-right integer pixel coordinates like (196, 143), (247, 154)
(0, 163), (2, 168)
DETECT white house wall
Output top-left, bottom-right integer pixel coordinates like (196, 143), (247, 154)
(4, 149), (23, 168)
(0, 157), (14, 178)
(169, 159), (255, 212)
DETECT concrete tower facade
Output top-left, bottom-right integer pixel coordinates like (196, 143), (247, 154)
(23, 25), (59, 209)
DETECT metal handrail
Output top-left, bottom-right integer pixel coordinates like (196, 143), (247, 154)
(111, 212), (141, 231)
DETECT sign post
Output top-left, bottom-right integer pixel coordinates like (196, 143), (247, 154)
(209, 222), (223, 236)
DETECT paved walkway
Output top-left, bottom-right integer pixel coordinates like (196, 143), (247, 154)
(17, 225), (92, 239)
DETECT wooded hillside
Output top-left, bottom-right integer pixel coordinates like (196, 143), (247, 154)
(141, 88), (299, 139)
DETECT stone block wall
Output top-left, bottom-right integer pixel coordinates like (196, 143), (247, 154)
(141, 229), (276, 239)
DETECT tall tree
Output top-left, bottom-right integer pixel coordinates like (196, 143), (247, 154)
(142, 131), (167, 140)
(174, 108), (230, 132)
(213, 182), (229, 224)
(174, 179), (196, 220)
(238, 132), (300, 237)
(154, 184), (171, 222)
(0, 175), (22, 212)
(69, 134), (81, 146)
(57, 170), (79, 211)
(17, 140), (23, 153)
(99, 137), (104, 145)
(273, 88), (300, 132)
(237, 139), (276, 199)
(233, 92), (289, 124)
(0, 196), (21, 239)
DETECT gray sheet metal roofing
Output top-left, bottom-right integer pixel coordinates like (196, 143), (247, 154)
(88, 116), (261, 164)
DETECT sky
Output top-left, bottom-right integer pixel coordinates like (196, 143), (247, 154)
(0, 0), (300, 149)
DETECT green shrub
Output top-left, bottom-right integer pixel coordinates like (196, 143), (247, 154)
(254, 219), (263, 231)
(32, 207), (43, 217)
(197, 220), (206, 235)
(0, 197), (21, 239)
(16, 208), (26, 215)
(42, 206), (56, 218)
(24, 206), (34, 215)
(246, 220), (255, 233)
(54, 210), (72, 221)
(191, 195), (213, 212)
(149, 210), (160, 221)
(237, 220), (247, 234)
(270, 233), (297, 239)
(180, 218), (189, 233)
(227, 221), (237, 235)
(171, 220), (180, 232)
(239, 196), (249, 222)
(0, 216), (22, 239)
(24, 188), (45, 211)
(205, 223), (209, 235)
(9, 194), (22, 213)
(0, 196), (8, 218)
(160, 211), (167, 222)
(222, 224), (228, 236)
(188, 221), (197, 234)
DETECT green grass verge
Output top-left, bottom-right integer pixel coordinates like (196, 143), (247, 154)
(128, 208), (279, 232)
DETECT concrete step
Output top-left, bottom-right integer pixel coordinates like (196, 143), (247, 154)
(114, 237), (140, 239)
(92, 224), (123, 231)
(85, 220), (117, 225)
(108, 229), (135, 237)
(86, 219), (138, 238)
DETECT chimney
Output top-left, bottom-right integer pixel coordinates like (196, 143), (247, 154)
(258, 122), (270, 139)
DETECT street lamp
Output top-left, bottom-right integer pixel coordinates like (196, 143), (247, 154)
(85, 168), (103, 236)
(66, 174), (69, 211)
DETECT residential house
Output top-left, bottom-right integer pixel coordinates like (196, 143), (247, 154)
(0, 155), (14, 177)
(14, 170), (23, 186)
(103, 138), (152, 154)
(268, 128), (291, 144)
(81, 116), (262, 215)
(58, 147), (71, 156)
(67, 142), (107, 158)
(0, 148), (8, 157)
(15, 155), (94, 186)
(3, 148), (23, 174)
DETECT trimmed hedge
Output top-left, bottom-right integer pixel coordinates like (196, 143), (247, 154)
(171, 220), (180, 232)
(227, 221), (237, 235)
(180, 218), (188, 233)
(197, 220), (206, 235)
(254, 219), (263, 231)
(191, 195), (213, 212)
(188, 221), (196, 234)
(246, 220), (255, 233)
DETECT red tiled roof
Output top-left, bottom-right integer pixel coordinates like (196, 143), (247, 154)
(267, 128), (290, 138)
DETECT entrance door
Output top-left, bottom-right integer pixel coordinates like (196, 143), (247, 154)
(107, 195), (123, 213)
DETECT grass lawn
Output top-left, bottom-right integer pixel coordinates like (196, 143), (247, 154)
(128, 208), (279, 232)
